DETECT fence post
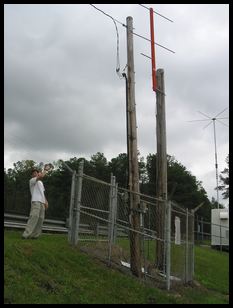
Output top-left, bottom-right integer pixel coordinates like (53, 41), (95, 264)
(71, 160), (84, 246)
(165, 200), (171, 291)
(191, 202), (204, 279)
(113, 183), (118, 244)
(196, 215), (199, 242)
(68, 170), (76, 244)
(191, 209), (195, 279)
(185, 208), (189, 283)
(108, 175), (115, 240)
(220, 222), (222, 252)
(108, 175), (116, 264)
(201, 216), (204, 243)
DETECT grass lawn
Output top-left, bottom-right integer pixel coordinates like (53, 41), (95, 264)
(4, 230), (229, 304)
(194, 245), (229, 294)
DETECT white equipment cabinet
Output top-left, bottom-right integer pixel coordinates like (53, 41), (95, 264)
(211, 209), (229, 248)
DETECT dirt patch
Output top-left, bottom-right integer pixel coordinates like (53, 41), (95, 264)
(78, 241), (168, 289)
(22, 244), (33, 257)
(79, 241), (130, 266)
(37, 279), (59, 293)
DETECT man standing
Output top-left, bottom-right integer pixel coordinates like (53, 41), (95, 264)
(22, 165), (50, 239)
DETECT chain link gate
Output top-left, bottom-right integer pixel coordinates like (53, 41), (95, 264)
(170, 202), (194, 284)
(65, 160), (194, 290)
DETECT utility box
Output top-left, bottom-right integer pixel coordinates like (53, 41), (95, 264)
(211, 209), (229, 248)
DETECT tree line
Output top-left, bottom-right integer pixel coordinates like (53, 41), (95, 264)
(4, 152), (228, 221)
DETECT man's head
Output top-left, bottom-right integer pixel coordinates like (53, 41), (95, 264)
(31, 168), (40, 178)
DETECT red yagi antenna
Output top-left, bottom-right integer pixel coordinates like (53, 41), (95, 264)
(150, 8), (156, 92)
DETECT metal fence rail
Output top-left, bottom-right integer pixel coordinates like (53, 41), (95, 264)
(4, 213), (127, 236)
(4, 213), (68, 233)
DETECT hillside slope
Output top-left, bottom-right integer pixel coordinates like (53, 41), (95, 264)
(4, 230), (229, 304)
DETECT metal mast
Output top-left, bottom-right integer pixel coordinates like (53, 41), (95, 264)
(188, 108), (228, 208)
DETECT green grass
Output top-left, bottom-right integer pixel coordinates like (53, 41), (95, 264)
(4, 230), (229, 304)
(194, 245), (229, 293)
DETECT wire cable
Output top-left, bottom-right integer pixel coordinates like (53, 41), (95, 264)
(90, 4), (126, 27)
(138, 4), (174, 23)
(89, 4), (175, 54)
(90, 4), (123, 79)
(132, 31), (175, 53)
(138, 4), (174, 22)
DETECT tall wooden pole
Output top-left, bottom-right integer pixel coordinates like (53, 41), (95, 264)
(155, 69), (167, 270)
(126, 16), (142, 278)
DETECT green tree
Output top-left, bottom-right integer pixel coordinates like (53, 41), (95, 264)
(4, 160), (36, 214)
(108, 153), (147, 189)
(217, 154), (229, 200)
(43, 167), (71, 219)
(108, 153), (128, 188)
(143, 153), (157, 196)
(90, 152), (109, 181)
(167, 155), (210, 209)
(4, 153), (215, 222)
(144, 153), (211, 217)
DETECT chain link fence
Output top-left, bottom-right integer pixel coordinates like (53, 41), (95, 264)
(195, 212), (229, 251)
(77, 173), (168, 287)
(66, 161), (195, 290)
(170, 202), (194, 283)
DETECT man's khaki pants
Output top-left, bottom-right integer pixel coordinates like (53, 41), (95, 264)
(22, 201), (45, 239)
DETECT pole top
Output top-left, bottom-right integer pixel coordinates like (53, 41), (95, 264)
(157, 68), (164, 74)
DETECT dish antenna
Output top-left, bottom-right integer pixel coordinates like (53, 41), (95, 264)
(188, 107), (229, 209)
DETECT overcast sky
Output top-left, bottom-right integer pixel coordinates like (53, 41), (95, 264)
(4, 4), (229, 205)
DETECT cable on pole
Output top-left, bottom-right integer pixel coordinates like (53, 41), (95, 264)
(90, 4), (123, 79)
(89, 4), (175, 54)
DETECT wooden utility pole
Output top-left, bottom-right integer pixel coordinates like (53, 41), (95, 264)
(126, 16), (142, 278)
(155, 69), (167, 270)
